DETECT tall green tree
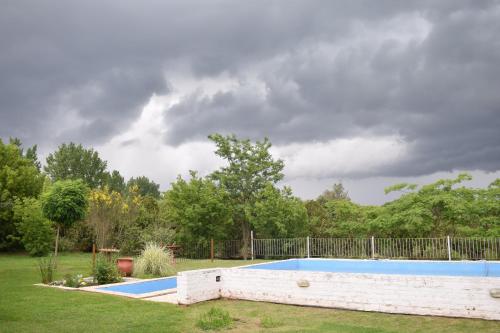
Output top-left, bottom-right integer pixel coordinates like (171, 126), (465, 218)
(318, 182), (350, 203)
(105, 170), (126, 194)
(42, 180), (89, 257)
(0, 139), (45, 250)
(249, 184), (308, 238)
(44, 143), (107, 188)
(209, 134), (284, 256)
(164, 171), (232, 248)
(127, 176), (160, 199)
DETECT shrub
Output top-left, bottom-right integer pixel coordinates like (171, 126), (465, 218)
(133, 242), (175, 277)
(260, 316), (283, 328)
(13, 198), (53, 256)
(57, 236), (76, 252)
(196, 307), (233, 331)
(38, 255), (56, 284)
(94, 255), (122, 284)
(64, 274), (84, 288)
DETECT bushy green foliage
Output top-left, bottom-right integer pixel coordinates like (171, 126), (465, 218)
(209, 134), (285, 255)
(105, 170), (126, 194)
(44, 142), (107, 189)
(42, 180), (89, 228)
(64, 273), (84, 288)
(42, 179), (89, 256)
(196, 307), (233, 331)
(133, 243), (175, 277)
(165, 171), (232, 248)
(94, 255), (122, 284)
(13, 198), (53, 256)
(0, 139), (44, 250)
(307, 173), (500, 238)
(249, 184), (308, 238)
(127, 176), (160, 198)
(38, 255), (56, 284)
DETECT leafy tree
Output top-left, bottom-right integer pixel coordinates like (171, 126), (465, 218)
(42, 180), (89, 257)
(165, 171), (232, 248)
(44, 143), (107, 188)
(209, 134), (284, 256)
(318, 182), (350, 202)
(377, 173), (479, 237)
(127, 176), (160, 199)
(0, 139), (45, 250)
(13, 198), (53, 256)
(248, 184), (308, 238)
(86, 186), (141, 251)
(105, 170), (126, 194)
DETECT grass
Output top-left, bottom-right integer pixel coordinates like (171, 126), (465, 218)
(196, 307), (233, 331)
(0, 253), (499, 332)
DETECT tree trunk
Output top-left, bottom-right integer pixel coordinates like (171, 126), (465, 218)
(241, 220), (250, 260)
(54, 225), (60, 268)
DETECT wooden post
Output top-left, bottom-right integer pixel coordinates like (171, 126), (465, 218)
(250, 230), (254, 260)
(92, 243), (96, 271)
(210, 238), (214, 262)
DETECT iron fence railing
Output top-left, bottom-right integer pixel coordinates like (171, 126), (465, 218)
(172, 237), (500, 261)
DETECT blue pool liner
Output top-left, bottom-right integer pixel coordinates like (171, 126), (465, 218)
(243, 259), (500, 277)
(97, 277), (177, 295)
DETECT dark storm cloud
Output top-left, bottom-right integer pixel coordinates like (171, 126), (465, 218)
(163, 1), (500, 176)
(0, 0), (499, 177)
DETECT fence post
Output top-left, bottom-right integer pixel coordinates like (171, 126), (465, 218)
(210, 238), (214, 262)
(92, 243), (96, 271)
(307, 236), (310, 258)
(371, 236), (375, 259)
(447, 235), (451, 261)
(250, 231), (254, 260)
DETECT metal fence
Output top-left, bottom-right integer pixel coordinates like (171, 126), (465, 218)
(173, 237), (500, 261)
(252, 236), (500, 261)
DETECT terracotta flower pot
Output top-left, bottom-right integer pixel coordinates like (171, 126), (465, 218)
(116, 257), (134, 277)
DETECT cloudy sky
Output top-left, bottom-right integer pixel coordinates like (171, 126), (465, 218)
(1, 0), (499, 204)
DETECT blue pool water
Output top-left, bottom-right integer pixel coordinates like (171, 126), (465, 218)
(97, 277), (177, 295)
(244, 259), (500, 277)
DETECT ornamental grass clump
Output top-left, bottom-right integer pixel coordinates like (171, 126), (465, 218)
(38, 255), (56, 284)
(133, 242), (175, 277)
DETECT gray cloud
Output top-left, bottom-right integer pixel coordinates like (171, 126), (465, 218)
(0, 0), (499, 179)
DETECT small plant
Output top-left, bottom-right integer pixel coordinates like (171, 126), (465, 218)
(94, 255), (122, 284)
(64, 274), (85, 288)
(196, 307), (233, 331)
(38, 255), (56, 284)
(133, 242), (175, 277)
(260, 316), (283, 328)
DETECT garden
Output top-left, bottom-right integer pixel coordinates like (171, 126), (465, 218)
(1, 135), (499, 331)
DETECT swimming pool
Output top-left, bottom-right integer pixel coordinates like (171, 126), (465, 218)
(243, 258), (500, 277)
(86, 276), (177, 298)
(177, 259), (500, 320)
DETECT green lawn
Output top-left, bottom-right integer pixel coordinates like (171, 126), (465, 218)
(0, 253), (498, 332)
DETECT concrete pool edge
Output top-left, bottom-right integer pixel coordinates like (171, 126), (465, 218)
(176, 259), (500, 320)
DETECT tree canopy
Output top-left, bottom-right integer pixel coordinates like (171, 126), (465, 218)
(0, 139), (45, 249)
(209, 134), (284, 255)
(127, 176), (160, 199)
(44, 142), (107, 188)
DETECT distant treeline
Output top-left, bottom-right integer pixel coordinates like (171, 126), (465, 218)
(0, 135), (498, 257)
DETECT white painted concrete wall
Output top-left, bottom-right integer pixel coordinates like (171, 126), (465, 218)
(176, 268), (222, 305)
(176, 267), (500, 320)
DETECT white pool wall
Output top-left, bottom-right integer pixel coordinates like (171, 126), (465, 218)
(176, 259), (500, 320)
